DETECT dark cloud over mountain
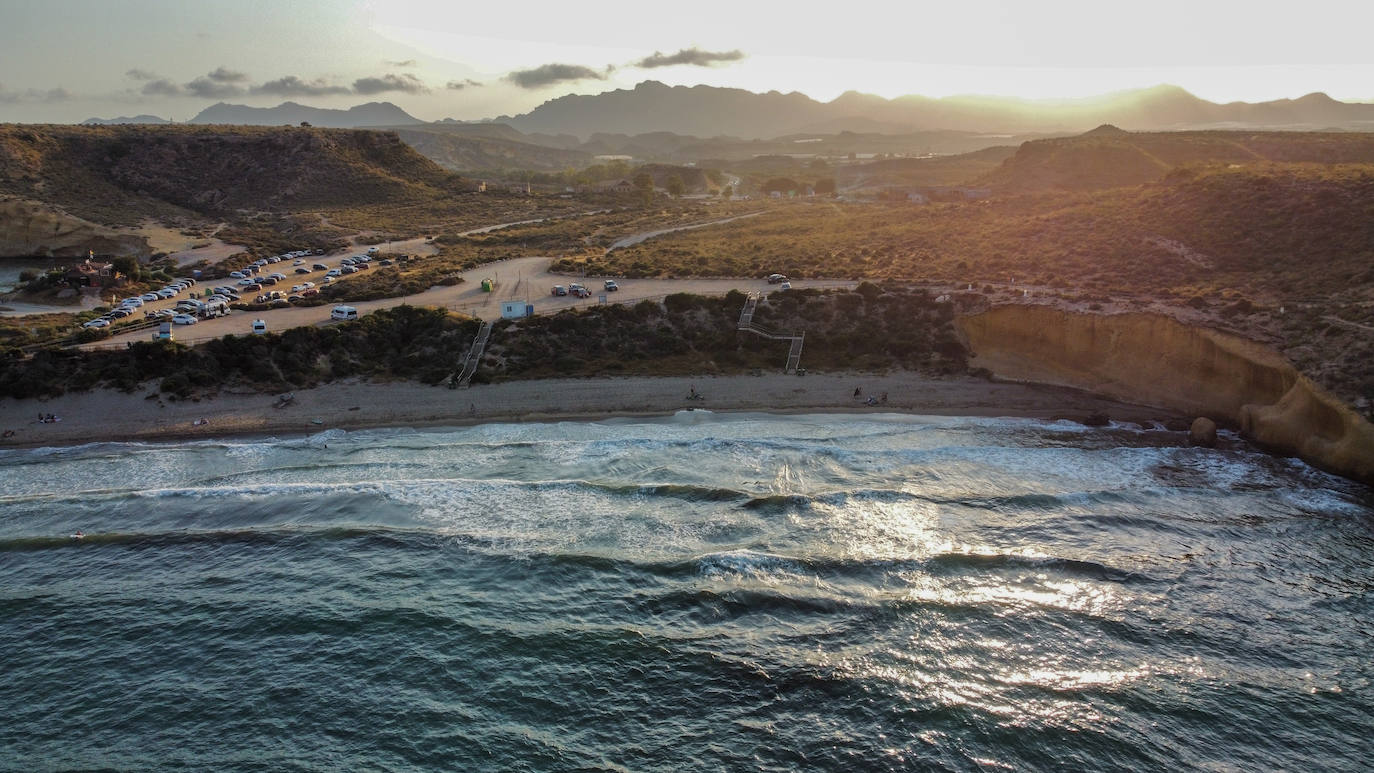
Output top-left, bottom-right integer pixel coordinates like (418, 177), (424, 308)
(635, 47), (745, 69)
(353, 73), (429, 95)
(251, 76), (351, 97)
(506, 63), (607, 89)
(206, 67), (248, 83)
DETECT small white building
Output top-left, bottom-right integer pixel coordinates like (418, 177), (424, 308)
(501, 300), (532, 319)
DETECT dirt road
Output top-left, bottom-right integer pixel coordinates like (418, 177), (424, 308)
(92, 256), (855, 348)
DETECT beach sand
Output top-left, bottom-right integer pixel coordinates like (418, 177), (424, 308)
(0, 371), (1180, 447)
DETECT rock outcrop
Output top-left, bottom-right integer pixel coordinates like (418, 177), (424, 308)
(1189, 417), (1218, 447)
(958, 306), (1374, 485)
(0, 199), (149, 258)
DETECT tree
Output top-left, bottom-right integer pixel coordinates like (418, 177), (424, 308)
(666, 173), (685, 197)
(761, 177), (800, 195)
(633, 171), (654, 207)
(111, 255), (141, 281)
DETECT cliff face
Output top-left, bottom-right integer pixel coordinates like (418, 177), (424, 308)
(0, 199), (149, 258)
(957, 306), (1374, 485)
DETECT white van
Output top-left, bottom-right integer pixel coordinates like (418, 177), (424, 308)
(251, 319), (267, 335)
(330, 306), (358, 321)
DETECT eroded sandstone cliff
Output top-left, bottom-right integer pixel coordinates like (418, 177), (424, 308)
(958, 306), (1374, 485)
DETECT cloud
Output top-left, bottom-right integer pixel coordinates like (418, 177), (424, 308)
(141, 79), (184, 97)
(125, 68), (158, 81)
(505, 63), (607, 89)
(252, 75), (351, 97)
(185, 76), (245, 98)
(206, 67), (248, 83)
(446, 79), (483, 90)
(385, 59), (417, 68)
(635, 47), (745, 69)
(0, 84), (71, 103)
(353, 72), (429, 95)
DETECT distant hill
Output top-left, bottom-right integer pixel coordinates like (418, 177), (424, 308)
(82, 115), (171, 125)
(384, 125), (591, 172)
(188, 101), (422, 128)
(500, 81), (1374, 140)
(839, 146), (1018, 192)
(0, 124), (461, 227)
(980, 127), (1374, 192)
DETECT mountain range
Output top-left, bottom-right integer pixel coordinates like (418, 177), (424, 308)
(186, 101), (423, 128)
(497, 81), (1374, 139)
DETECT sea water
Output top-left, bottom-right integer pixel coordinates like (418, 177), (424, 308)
(1, 413), (1371, 771)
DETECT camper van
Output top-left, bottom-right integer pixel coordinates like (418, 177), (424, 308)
(251, 319), (267, 335)
(199, 299), (229, 318)
(152, 322), (173, 341)
(330, 306), (358, 321)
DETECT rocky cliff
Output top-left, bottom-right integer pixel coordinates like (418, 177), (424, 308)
(957, 306), (1374, 485)
(0, 199), (149, 258)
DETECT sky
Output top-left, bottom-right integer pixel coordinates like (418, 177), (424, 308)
(2, 0), (1372, 123)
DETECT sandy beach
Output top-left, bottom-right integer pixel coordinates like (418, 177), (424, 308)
(0, 371), (1180, 448)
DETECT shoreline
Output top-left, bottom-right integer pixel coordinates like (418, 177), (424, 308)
(0, 371), (1181, 449)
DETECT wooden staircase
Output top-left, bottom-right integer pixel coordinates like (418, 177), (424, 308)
(737, 293), (806, 373)
(449, 320), (493, 389)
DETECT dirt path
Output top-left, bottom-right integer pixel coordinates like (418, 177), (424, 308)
(607, 211), (768, 251)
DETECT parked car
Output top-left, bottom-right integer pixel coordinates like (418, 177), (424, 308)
(139, 292), (160, 302)
(82, 318), (109, 329)
(230, 271), (246, 279)
(241, 283), (262, 292)
(171, 314), (198, 325)
(314, 248), (325, 255)
(767, 273), (788, 284)
(571, 286), (591, 298)
(340, 266), (358, 275)
(551, 285), (567, 296)
(156, 288), (177, 299)
(293, 266), (310, 274)
(312, 263), (329, 271)
(267, 256), (281, 264)
(301, 288), (319, 297)
(603, 280), (619, 291)
(330, 305), (358, 321)
(378, 259), (393, 266)
(120, 297), (144, 308)
(354, 262), (370, 270)
(251, 319), (267, 335)
(270, 272), (287, 281)
(326, 269), (342, 278)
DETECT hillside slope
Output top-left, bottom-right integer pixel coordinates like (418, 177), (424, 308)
(0, 124), (463, 226)
(388, 126), (591, 172)
(981, 127), (1374, 191)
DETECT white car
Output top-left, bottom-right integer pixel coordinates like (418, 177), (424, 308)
(140, 292), (160, 302)
(158, 288), (178, 298)
(325, 268), (342, 277)
(120, 297), (144, 308)
(237, 278), (258, 286)
(171, 314), (198, 325)
(267, 256), (281, 263)
(270, 272), (287, 281)
(230, 271), (246, 279)
(82, 318), (110, 329)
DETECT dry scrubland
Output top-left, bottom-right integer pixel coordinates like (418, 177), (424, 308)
(580, 163), (1373, 407)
